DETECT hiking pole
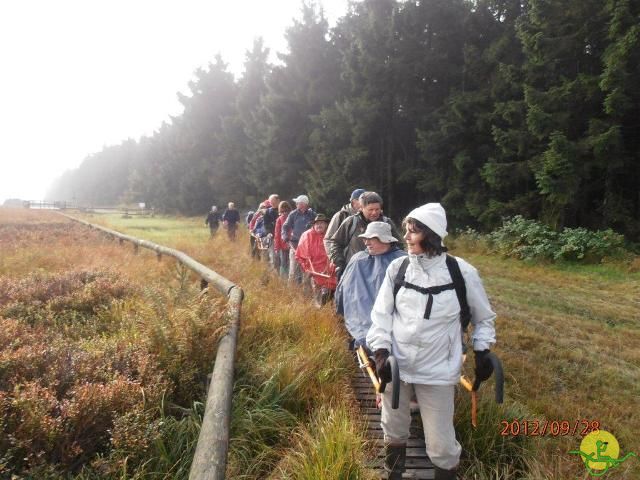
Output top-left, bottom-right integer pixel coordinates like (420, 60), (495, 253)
(356, 346), (400, 409)
(459, 375), (478, 427)
(460, 352), (505, 428)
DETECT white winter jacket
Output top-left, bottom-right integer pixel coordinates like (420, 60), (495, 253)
(366, 253), (496, 385)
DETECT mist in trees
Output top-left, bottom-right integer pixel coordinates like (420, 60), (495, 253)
(46, 0), (640, 240)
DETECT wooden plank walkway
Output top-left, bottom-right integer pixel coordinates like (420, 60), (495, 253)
(352, 359), (435, 479)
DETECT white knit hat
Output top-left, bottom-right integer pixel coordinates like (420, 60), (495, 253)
(407, 203), (447, 241)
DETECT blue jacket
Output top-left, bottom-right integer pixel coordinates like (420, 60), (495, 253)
(282, 208), (316, 247)
(335, 246), (406, 344)
(252, 216), (267, 237)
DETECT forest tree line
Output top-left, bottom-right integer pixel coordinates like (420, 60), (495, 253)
(46, 0), (640, 240)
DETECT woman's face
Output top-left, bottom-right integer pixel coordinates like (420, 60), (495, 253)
(404, 223), (425, 255)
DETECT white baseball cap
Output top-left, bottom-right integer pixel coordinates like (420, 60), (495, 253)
(293, 195), (309, 204)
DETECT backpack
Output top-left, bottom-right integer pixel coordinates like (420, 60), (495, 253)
(392, 254), (471, 332)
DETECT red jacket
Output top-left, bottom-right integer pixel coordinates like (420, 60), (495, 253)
(295, 227), (337, 289)
(274, 213), (289, 252)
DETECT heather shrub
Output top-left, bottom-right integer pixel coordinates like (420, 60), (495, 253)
(0, 270), (136, 335)
(0, 317), (170, 473)
(0, 265), (225, 476)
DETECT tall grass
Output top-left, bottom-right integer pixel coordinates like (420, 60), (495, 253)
(268, 405), (374, 480)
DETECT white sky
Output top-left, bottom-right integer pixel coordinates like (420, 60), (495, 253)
(0, 0), (349, 203)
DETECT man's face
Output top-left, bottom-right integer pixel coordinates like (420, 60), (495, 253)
(297, 202), (308, 212)
(270, 196), (280, 208)
(362, 202), (382, 222)
(364, 237), (391, 255)
(351, 198), (361, 211)
(313, 221), (328, 234)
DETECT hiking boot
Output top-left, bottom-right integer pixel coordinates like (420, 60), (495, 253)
(384, 444), (406, 480)
(434, 465), (457, 480)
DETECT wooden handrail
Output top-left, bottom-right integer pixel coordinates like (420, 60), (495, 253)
(59, 212), (242, 480)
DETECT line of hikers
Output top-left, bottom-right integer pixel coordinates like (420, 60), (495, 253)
(208, 191), (497, 480)
(242, 190), (404, 308)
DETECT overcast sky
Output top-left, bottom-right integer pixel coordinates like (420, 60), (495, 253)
(0, 0), (349, 203)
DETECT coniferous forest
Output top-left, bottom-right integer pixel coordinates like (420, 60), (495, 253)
(46, 0), (640, 241)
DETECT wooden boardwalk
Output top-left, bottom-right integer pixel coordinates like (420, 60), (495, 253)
(351, 360), (435, 479)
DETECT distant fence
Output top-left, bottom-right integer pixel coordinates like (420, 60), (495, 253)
(26, 200), (153, 217)
(24, 200), (80, 210)
(59, 212), (243, 480)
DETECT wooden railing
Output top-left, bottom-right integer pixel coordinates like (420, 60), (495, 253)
(59, 212), (243, 480)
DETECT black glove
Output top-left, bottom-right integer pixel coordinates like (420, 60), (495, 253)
(474, 349), (494, 383)
(335, 265), (344, 281)
(374, 348), (392, 383)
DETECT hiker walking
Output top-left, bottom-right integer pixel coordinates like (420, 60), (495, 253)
(327, 191), (403, 280)
(281, 195), (315, 284)
(366, 203), (496, 480)
(250, 201), (272, 261)
(221, 202), (240, 241)
(274, 201), (292, 278)
(205, 205), (221, 238)
(263, 194), (281, 270)
(323, 188), (365, 256)
(335, 221), (406, 348)
(295, 214), (337, 307)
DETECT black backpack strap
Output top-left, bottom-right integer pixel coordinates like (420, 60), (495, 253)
(446, 254), (471, 331)
(393, 257), (410, 301)
(400, 280), (455, 319)
(392, 255), (471, 327)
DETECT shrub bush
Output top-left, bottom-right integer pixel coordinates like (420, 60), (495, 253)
(555, 227), (625, 261)
(487, 216), (627, 262)
(488, 216), (559, 260)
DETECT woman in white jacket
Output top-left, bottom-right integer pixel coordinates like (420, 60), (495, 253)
(366, 203), (496, 480)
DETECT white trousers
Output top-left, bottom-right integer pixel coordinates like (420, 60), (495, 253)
(381, 382), (462, 470)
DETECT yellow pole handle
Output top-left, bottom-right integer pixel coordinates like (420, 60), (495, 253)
(357, 346), (381, 394)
